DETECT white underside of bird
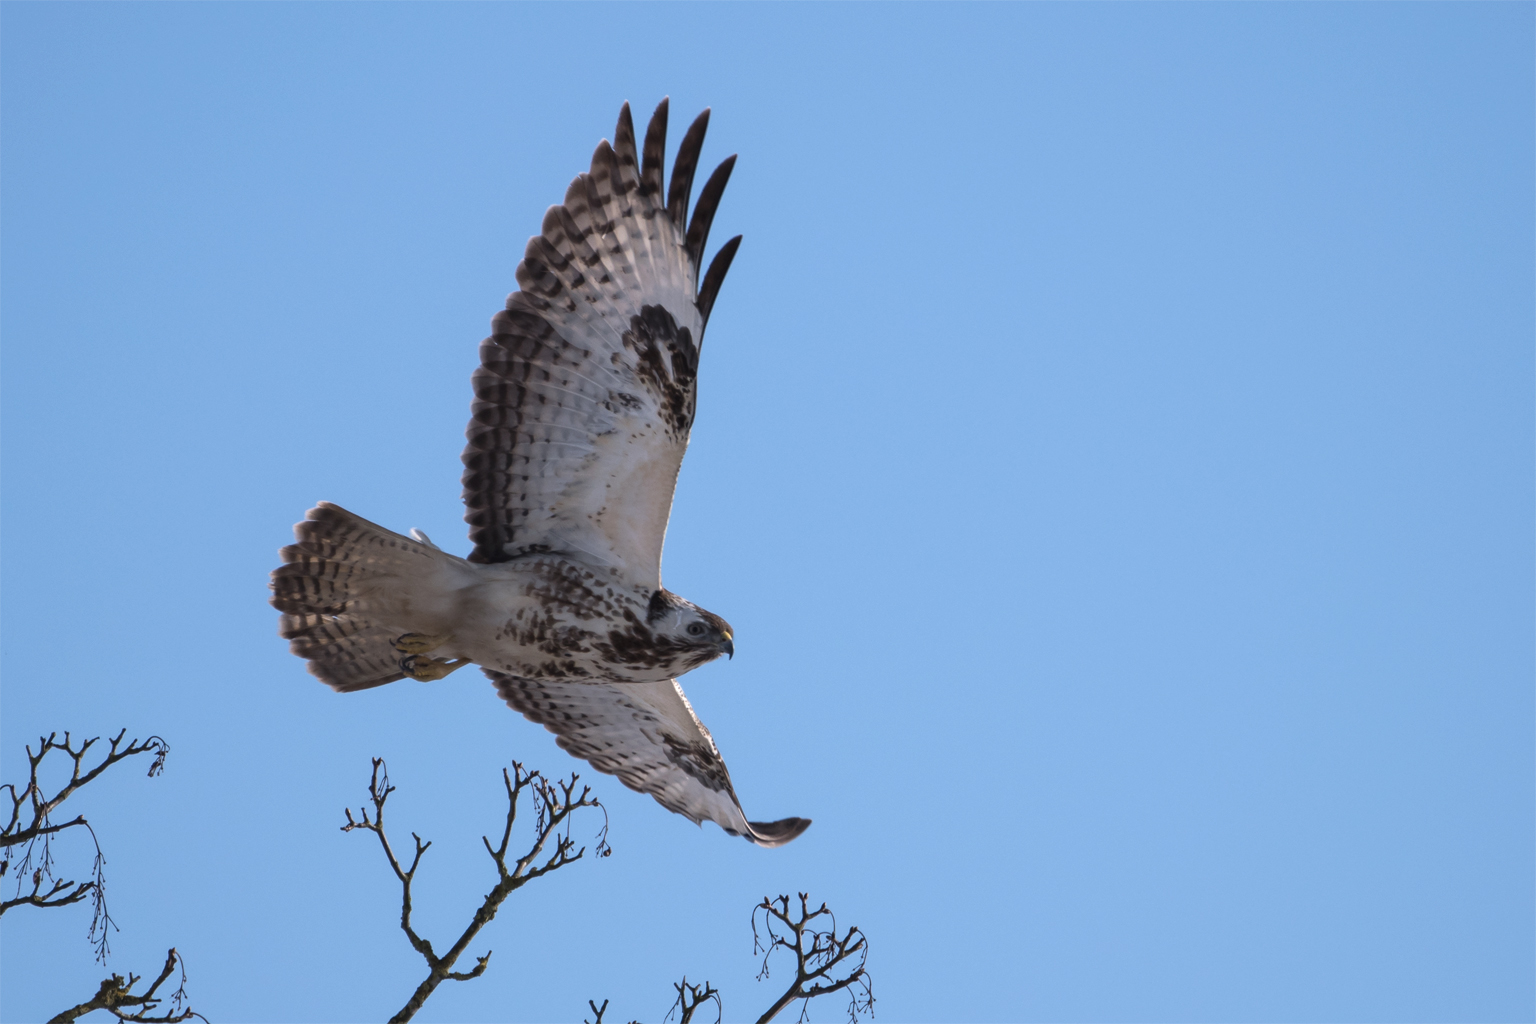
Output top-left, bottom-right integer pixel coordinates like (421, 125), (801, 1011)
(271, 99), (810, 848)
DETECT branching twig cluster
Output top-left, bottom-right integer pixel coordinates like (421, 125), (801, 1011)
(584, 892), (871, 1024)
(345, 757), (870, 1024)
(343, 757), (609, 1023)
(753, 893), (874, 1024)
(46, 947), (204, 1024)
(1, 730), (168, 961)
(667, 977), (721, 1024)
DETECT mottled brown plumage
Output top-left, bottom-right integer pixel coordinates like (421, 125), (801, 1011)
(271, 101), (807, 847)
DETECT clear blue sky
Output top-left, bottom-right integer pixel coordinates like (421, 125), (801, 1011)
(3, 4), (1531, 1022)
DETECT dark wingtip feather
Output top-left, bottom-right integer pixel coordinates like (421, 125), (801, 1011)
(640, 97), (668, 199)
(611, 102), (635, 188)
(746, 816), (812, 848)
(667, 108), (711, 232)
(696, 234), (741, 331)
(685, 155), (737, 271)
(589, 139), (622, 202)
(613, 102), (638, 188)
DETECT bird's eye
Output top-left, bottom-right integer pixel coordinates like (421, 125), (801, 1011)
(686, 623), (707, 637)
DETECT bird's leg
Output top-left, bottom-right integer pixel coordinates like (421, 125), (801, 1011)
(392, 632), (453, 655)
(399, 655), (471, 682)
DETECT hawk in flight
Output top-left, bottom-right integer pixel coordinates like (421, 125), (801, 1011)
(271, 100), (809, 847)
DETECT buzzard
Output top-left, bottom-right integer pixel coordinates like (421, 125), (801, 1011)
(271, 100), (809, 848)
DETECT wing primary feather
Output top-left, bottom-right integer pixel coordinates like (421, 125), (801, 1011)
(460, 103), (733, 573)
(697, 234), (742, 332)
(746, 817), (813, 848)
(640, 98), (668, 199)
(612, 102), (639, 189)
(590, 140), (624, 209)
(685, 155), (737, 273)
(667, 108), (711, 234)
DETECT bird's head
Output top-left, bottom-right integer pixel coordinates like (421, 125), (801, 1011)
(648, 588), (735, 664)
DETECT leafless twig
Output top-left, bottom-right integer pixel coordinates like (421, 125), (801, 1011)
(584, 998), (610, 1024)
(753, 894), (873, 1024)
(2, 730), (168, 961)
(342, 757), (609, 1023)
(667, 977), (721, 1024)
(46, 947), (205, 1023)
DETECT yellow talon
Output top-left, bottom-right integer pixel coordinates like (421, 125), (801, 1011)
(392, 632), (454, 655)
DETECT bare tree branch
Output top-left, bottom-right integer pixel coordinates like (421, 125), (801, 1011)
(2, 874), (93, 914)
(2, 730), (168, 962)
(753, 893), (873, 1024)
(3, 731), (169, 851)
(668, 977), (721, 1024)
(46, 947), (205, 1024)
(584, 998), (610, 1024)
(342, 757), (610, 1023)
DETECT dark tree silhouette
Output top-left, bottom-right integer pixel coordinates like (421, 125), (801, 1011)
(342, 757), (610, 1023)
(346, 756), (872, 1024)
(667, 978), (721, 1024)
(752, 894), (873, 1024)
(46, 948), (203, 1024)
(3, 730), (204, 1023)
(583, 892), (873, 1024)
(1, 729), (167, 954)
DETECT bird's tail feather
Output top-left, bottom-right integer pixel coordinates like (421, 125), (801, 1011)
(271, 502), (452, 692)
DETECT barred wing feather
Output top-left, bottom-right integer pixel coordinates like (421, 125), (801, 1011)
(462, 99), (741, 588)
(489, 672), (810, 848)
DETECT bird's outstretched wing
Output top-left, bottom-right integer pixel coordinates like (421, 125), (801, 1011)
(462, 99), (741, 588)
(488, 672), (810, 848)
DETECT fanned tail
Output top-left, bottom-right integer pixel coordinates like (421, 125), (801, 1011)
(270, 502), (454, 692)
